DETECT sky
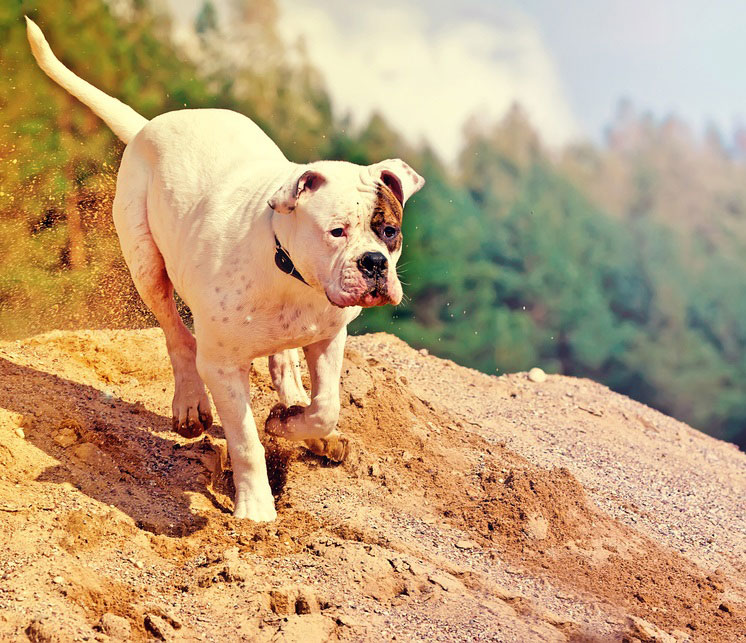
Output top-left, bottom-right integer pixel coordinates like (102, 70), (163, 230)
(167, 0), (746, 162)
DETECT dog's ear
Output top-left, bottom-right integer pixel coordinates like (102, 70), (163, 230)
(370, 159), (425, 206)
(268, 169), (327, 214)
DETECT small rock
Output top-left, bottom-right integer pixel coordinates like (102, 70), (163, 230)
(25, 619), (61, 643)
(144, 614), (171, 641)
(428, 573), (461, 592)
(134, 560), (144, 570)
(408, 561), (426, 577)
(419, 348), (429, 356)
(73, 442), (107, 466)
(15, 428), (25, 439)
(98, 613), (131, 640)
(52, 576), (64, 585)
(527, 367), (547, 383)
(534, 607), (571, 627)
(455, 540), (478, 550)
(144, 605), (181, 630)
(718, 601), (733, 614)
(626, 615), (676, 643)
(53, 428), (78, 448)
(492, 585), (520, 601)
(219, 559), (252, 583)
(368, 462), (381, 477)
(334, 613), (364, 628)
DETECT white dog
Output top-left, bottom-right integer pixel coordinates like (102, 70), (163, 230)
(26, 18), (424, 521)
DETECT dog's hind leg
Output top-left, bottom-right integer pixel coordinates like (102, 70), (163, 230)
(268, 349), (310, 406)
(112, 160), (212, 439)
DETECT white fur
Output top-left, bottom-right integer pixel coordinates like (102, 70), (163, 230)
(25, 17), (147, 143)
(25, 18), (424, 521)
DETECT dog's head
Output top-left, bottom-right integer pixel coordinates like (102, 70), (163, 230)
(268, 159), (425, 308)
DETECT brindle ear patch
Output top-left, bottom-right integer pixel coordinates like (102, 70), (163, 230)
(381, 171), (404, 206)
(371, 186), (403, 252)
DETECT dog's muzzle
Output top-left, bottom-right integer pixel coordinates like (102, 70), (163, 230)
(357, 251), (388, 279)
(356, 251), (390, 307)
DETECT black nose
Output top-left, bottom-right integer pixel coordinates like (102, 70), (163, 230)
(357, 251), (388, 278)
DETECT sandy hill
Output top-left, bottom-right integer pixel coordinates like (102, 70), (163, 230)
(0, 329), (744, 642)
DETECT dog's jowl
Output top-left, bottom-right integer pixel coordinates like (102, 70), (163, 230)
(26, 17), (424, 521)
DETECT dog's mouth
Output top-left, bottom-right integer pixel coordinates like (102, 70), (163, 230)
(359, 288), (388, 307)
(325, 285), (390, 308)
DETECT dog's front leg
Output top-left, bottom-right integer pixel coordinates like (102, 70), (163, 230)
(269, 348), (310, 406)
(265, 328), (349, 462)
(196, 356), (276, 521)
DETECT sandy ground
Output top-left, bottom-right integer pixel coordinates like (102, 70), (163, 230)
(0, 328), (743, 642)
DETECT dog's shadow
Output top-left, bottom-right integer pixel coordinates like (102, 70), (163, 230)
(0, 356), (287, 537)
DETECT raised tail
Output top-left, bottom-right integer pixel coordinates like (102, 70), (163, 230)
(25, 17), (148, 144)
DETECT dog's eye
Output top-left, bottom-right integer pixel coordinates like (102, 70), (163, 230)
(330, 228), (345, 238)
(383, 226), (399, 239)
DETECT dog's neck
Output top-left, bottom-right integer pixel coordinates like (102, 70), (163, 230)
(273, 235), (308, 286)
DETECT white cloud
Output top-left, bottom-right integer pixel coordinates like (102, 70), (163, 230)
(276, 0), (580, 162)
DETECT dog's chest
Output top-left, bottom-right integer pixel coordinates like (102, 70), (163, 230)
(207, 286), (349, 356)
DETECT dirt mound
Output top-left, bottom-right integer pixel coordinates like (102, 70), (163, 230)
(0, 329), (744, 641)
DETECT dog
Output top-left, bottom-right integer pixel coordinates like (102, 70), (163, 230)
(25, 17), (424, 521)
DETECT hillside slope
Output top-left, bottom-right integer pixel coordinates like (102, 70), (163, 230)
(0, 329), (744, 642)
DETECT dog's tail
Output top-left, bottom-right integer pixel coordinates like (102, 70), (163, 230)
(25, 17), (148, 144)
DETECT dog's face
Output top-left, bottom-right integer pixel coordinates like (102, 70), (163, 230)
(269, 159), (425, 308)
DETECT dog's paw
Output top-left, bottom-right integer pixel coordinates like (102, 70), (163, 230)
(172, 404), (212, 439)
(304, 433), (350, 463)
(264, 403), (305, 439)
(172, 381), (212, 439)
(233, 490), (277, 522)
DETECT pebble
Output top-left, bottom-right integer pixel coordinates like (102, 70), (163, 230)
(52, 576), (64, 585)
(527, 367), (547, 383)
(15, 428), (25, 439)
(455, 540), (478, 550)
(53, 429), (78, 448)
(144, 614), (171, 640)
(220, 559), (252, 583)
(428, 573), (461, 592)
(625, 615), (676, 643)
(408, 561), (426, 577)
(25, 619), (61, 643)
(72, 442), (113, 469)
(335, 613), (364, 628)
(98, 613), (131, 640)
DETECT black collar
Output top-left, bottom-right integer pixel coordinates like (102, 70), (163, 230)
(274, 235), (309, 286)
